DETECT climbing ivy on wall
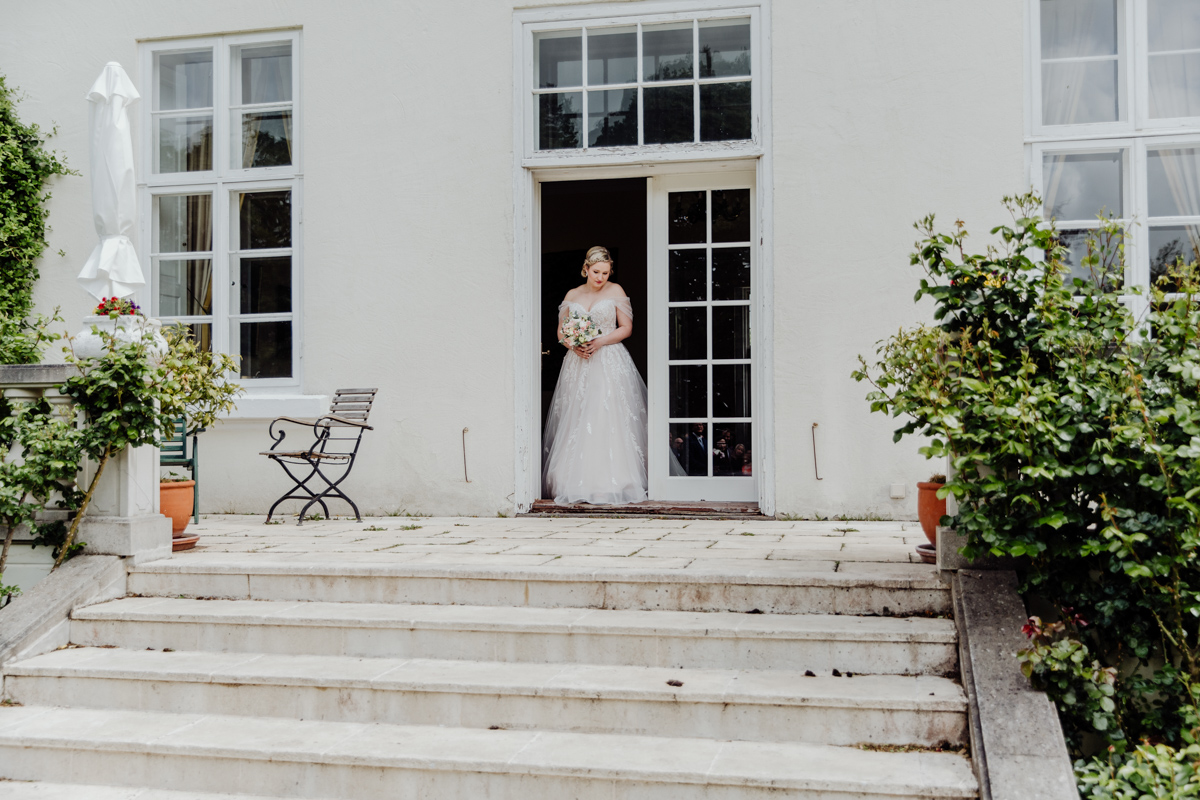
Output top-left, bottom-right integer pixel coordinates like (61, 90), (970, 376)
(0, 73), (73, 359)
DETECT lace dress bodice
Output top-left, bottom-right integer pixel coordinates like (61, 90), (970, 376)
(560, 296), (632, 336)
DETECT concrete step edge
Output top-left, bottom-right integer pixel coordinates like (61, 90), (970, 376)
(72, 598), (957, 643)
(0, 706), (978, 797)
(5, 647), (967, 712)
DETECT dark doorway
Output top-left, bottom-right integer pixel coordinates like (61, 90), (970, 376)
(540, 178), (647, 435)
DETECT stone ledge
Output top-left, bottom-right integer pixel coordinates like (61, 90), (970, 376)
(0, 364), (79, 387)
(0, 555), (126, 668)
(953, 569), (1076, 800)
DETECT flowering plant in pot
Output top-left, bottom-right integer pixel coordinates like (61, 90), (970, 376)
(51, 322), (241, 566)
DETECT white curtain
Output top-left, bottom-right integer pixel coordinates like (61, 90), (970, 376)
(1042, 0), (1099, 126)
(1148, 1), (1200, 119)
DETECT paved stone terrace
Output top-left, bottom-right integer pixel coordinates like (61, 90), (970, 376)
(174, 515), (931, 575)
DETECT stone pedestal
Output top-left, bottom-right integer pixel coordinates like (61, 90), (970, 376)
(80, 444), (170, 564)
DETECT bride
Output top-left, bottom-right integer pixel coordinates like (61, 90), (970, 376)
(542, 246), (648, 505)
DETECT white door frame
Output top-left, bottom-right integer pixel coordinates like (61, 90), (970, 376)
(513, 158), (774, 513)
(649, 170), (758, 501)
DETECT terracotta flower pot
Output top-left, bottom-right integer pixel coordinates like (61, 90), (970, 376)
(916, 481), (946, 546)
(160, 480), (195, 536)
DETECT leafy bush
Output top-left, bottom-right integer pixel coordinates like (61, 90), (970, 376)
(854, 193), (1200, 754)
(1077, 741), (1200, 799)
(0, 396), (83, 593)
(50, 320), (241, 566)
(0, 74), (74, 362)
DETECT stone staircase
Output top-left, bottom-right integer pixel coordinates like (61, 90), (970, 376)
(0, 524), (977, 799)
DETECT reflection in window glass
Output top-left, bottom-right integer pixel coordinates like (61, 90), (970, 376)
(588, 89), (637, 147)
(239, 321), (292, 379)
(669, 249), (707, 301)
(1042, 61), (1119, 125)
(1040, 0), (1118, 59)
(713, 364), (751, 418)
(1150, 226), (1200, 291)
(240, 257), (292, 314)
(669, 307), (708, 361)
(669, 364), (707, 418)
(669, 422), (709, 477)
(157, 195), (212, 253)
(700, 82), (751, 141)
(588, 28), (636, 85)
(1040, 0), (1120, 125)
(643, 23), (693, 81)
(537, 33), (582, 88)
(712, 306), (750, 359)
(1149, 0), (1200, 53)
(712, 248), (751, 300)
(158, 259), (212, 317)
(712, 422), (752, 476)
(241, 111), (293, 168)
(644, 85), (694, 144)
(240, 44), (291, 104)
(540, 93), (581, 149)
(712, 190), (752, 242)
(1148, 0), (1200, 120)
(1043, 151), (1124, 221)
(157, 50), (213, 110)
(1148, 149), (1200, 217)
(669, 192), (706, 244)
(1055, 228), (1124, 291)
(158, 116), (213, 173)
(239, 191), (292, 250)
(699, 22), (750, 77)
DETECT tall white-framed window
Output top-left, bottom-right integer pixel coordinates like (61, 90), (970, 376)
(141, 30), (301, 385)
(519, 4), (762, 162)
(1030, 1), (1200, 315)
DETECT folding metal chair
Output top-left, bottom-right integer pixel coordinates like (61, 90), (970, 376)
(260, 388), (377, 524)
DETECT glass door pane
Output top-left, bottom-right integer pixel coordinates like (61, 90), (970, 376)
(654, 179), (755, 501)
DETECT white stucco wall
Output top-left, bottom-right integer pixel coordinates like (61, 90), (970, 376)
(2, 0), (1025, 518)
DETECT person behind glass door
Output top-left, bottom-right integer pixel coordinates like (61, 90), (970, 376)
(685, 423), (707, 476)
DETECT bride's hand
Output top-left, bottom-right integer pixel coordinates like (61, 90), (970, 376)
(573, 345), (591, 359)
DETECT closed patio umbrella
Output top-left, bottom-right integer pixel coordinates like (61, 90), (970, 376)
(77, 62), (144, 300)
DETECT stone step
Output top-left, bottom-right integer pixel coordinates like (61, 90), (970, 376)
(71, 597), (959, 675)
(0, 782), (314, 799)
(0, 706), (978, 799)
(127, 553), (949, 616)
(4, 647), (968, 747)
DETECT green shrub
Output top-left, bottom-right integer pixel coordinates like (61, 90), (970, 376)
(854, 193), (1200, 753)
(1077, 742), (1200, 799)
(0, 74), (74, 362)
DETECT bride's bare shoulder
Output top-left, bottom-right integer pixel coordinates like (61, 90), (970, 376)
(562, 286), (583, 302)
(605, 283), (628, 297)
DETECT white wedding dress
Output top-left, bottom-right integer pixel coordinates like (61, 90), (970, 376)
(542, 296), (648, 505)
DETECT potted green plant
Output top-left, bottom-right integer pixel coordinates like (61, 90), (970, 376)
(53, 317), (240, 566)
(914, 473), (946, 563)
(160, 472), (196, 547)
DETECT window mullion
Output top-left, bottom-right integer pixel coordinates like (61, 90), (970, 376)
(692, 19), (700, 143)
(581, 27), (589, 149)
(211, 179), (231, 358)
(637, 22), (644, 146)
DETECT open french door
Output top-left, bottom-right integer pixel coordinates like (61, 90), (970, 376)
(648, 172), (757, 502)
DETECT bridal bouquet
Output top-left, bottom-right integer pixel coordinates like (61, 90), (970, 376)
(560, 310), (602, 348)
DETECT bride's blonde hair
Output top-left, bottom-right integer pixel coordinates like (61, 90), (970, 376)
(582, 246), (613, 277)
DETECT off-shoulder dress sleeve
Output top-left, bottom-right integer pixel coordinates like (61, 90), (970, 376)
(615, 297), (633, 320)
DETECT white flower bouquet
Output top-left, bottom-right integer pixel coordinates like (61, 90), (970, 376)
(560, 310), (602, 348)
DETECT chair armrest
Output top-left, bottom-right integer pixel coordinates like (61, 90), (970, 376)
(322, 414), (374, 430)
(271, 416), (317, 427)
